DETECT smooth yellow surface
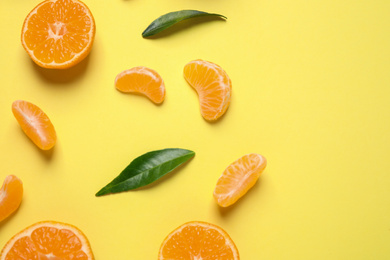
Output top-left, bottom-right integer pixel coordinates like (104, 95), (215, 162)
(0, 0), (390, 259)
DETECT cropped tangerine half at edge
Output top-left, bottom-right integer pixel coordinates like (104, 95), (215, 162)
(0, 221), (94, 260)
(184, 59), (232, 121)
(158, 221), (239, 260)
(214, 153), (267, 207)
(0, 175), (23, 222)
(12, 100), (57, 150)
(21, 0), (96, 69)
(115, 66), (166, 104)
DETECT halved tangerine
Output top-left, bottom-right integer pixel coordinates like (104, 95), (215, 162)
(158, 221), (240, 260)
(184, 59), (232, 121)
(21, 0), (96, 69)
(115, 66), (166, 104)
(0, 175), (23, 222)
(12, 100), (57, 150)
(213, 153), (267, 207)
(0, 221), (94, 260)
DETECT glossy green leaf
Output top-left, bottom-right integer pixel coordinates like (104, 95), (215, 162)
(142, 10), (227, 37)
(96, 148), (195, 196)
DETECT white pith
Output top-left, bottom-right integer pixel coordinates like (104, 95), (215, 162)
(21, 0), (95, 67)
(185, 60), (231, 120)
(0, 189), (6, 202)
(14, 101), (47, 143)
(0, 176), (13, 204)
(214, 154), (266, 205)
(0, 221), (93, 260)
(115, 67), (165, 101)
(158, 222), (239, 260)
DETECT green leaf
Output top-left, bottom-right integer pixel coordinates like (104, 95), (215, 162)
(96, 148), (195, 196)
(142, 10), (227, 38)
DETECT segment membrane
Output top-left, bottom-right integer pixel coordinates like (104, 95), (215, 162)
(23, 0), (93, 62)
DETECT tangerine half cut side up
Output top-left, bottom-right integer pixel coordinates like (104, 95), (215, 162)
(0, 175), (23, 222)
(158, 221), (239, 260)
(183, 60), (232, 121)
(115, 66), (166, 104)
(0, 221), (94, 260)
(213, 153), (267, 207)
(21, 0), (96, 69)
(12, 100), (57, 150)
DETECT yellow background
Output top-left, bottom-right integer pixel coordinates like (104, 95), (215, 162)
(1, 0), (390, 259)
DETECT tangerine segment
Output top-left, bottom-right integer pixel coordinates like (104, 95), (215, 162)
(0, 221), (94, 260)
(0, 175), (23, 222)
(21, 0), (95, 69)
(115, 66), (166, 104)
(183, 60), (232, 121)
(214, 154), (267, 207)
(158, 221), (239, 260)
(12, 100), (57, 150)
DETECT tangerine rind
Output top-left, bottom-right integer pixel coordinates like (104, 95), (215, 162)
(158, 221), (239, 260)
(0, 221), (94, 260)
(21, 0), (96, 69)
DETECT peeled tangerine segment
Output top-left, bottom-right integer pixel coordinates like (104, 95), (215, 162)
(115, 66), (166, 104)
(183, 59), (232, 121)
(213, 153), (267, 207)
(0, 175), (23, 222)
(12, 100), (57, 150)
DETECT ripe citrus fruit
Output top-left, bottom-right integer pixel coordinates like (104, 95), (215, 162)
(12, 100), (57, 150)
(115, 66), (166, 104)
(158, 221), (239, 260)
(214, 153), (267, 207)
(21, 0), (96, 69)
(183, 60), (232, 121)
(0, 221), (94, 260)
(0, 175), (23, 222)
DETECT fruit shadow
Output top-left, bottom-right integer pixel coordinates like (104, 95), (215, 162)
(143, 16), (227, 39)
(117, 91), (164, 107)
(203, 105), (231, 125)
(216, 177), (265, 216)
(37, 145), (55, 160)
(15, 126), (55, 160)
(31, 51), (92, 85)
(186, 82), (232, 125)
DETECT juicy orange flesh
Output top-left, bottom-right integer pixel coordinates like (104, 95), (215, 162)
(12, 100), (56, 150)
(184, 60), (231, 121)
(161, 224), (236, 259)
(23, 0), (93, 64)
(0, 176), (23, 222)
(115, 67), (165, 104)
(4, 227), (88, 260)
(214, 154), (267, 207)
